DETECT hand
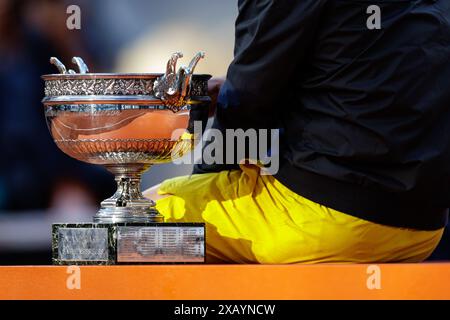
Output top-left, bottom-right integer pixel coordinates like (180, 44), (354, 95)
(208, 77), (225, 117)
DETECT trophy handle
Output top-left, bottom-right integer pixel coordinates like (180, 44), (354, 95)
(154, 52), (183, 99)
(50, 57), (68, 74)
(153, 51), (206, 111)
(50, 56), (89, 74)
(72, 57), (90, 74)
(179, 51), (206, 98)
(165, 52), (183, 95)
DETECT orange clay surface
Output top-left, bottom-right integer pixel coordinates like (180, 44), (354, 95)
(0, 264), (449, 300)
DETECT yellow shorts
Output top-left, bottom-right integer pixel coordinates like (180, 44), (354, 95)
(155, 165), (444, 264)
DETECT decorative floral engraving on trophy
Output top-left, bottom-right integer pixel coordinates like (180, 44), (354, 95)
(44, 78), (158, 96)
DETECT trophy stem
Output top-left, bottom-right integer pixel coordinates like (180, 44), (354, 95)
(94, 164), (164, 223)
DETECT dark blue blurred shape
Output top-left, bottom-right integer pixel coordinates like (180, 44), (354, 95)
(0, 0), (115, 211)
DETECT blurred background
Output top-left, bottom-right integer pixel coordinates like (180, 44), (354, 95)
(0, 0), (448, 264)
(0, 0), (235, 264)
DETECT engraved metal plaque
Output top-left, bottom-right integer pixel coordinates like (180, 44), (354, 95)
(52, 223), (205, 265)
(117, 226), (205, 263)
(58, 228), (109, 262)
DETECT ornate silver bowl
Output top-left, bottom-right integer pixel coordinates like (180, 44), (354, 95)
(42, 52), (211, 223)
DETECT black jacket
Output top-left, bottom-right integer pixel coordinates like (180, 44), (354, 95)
(195, 0), (450, 230)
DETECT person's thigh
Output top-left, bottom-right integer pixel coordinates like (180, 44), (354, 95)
(145, 165), (349, 264)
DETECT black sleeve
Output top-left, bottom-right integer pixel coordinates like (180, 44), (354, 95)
(217, 0), (327, 130)
(194, 0), (326, 174)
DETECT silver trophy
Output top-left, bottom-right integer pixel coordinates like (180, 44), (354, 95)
(42, 52), (210, 264)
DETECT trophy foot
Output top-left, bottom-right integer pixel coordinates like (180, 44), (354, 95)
(94, 164), (164, 224)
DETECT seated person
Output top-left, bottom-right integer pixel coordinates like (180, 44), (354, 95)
(144, 0), (450, 263)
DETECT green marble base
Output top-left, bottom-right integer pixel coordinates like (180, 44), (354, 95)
(52, 223), (205, 265)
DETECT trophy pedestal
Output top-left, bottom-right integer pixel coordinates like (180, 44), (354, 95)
(52, 223), (205, 265)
